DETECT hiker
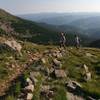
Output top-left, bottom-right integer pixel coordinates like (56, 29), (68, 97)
(75, 35), (80, 49)
(60, 32), (66, 49)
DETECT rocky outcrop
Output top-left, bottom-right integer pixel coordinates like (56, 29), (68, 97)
(4, 40), (22, 53)
(53, 59), (62, 68)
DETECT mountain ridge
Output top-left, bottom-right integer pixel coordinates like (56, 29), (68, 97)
(19, 13), (100, 40)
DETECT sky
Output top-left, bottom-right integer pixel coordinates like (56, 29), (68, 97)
(0, 0), (100, 14)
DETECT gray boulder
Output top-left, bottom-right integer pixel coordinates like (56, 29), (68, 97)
(53, 59), (62, 67)
(26, 93), (33, 100)
(66, 80), (82, 90)
(54, 69), (66, 78)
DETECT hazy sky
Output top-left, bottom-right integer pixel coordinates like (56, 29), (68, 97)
(0, 0), (100, 14)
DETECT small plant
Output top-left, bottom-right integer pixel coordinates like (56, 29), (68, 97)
(14, 81), (21, 96)
(54, 86), (67, 100)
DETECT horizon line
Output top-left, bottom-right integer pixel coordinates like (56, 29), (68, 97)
(16, 11), (100, 15)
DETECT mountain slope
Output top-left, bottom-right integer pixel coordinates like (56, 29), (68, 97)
(0, 9), (59, 44)
(0, 41), (100, 99)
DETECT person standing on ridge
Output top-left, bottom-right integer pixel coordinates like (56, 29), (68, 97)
(60, 32), (66, 49)
(75, 35), (80, 49)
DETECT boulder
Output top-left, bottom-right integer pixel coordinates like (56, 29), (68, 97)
(71, 81), (82, 88)
(66, 80), (82, 91)
(84, 72), (91, 81)
(53, 59), (62, 67)
(4, 40), (22, 52)
(86, 53), (93, 57)
(41, 85), (50, 92)
(41, 85), (54, 99)
(24, 84), (34, 92)
(30, 72), (40, 83)
(30, 77), (38, 84)
(56, 53), (63, 59)
(82, 64), (92, 81)
(44, 50), (49, 55)
(30, 72), (40, 77)
(26, 78), (33, 84)
(41, 58), (46, 64)
(83, 64), (89, 73)
(26, 93), (33, 100)
(11, 64), (16, 68)
(54, 69), (66, 78)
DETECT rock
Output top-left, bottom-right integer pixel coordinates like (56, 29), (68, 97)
(83, 64), (89, 73)
(86, 53), (93, 57)
(41, 85), (54, 99)
(26, 93), (33, 100)
(82, 64), (92, 81)
(52, 52), (57, 57)
(53, 59), (62, 67)
(11, 64), (16, 68)
(47, 90), (54, 98)
(49, 68), (55, 73)
(41, 58), (46, 64)
(71, 81), (82, 88)
(4, 40), (22, 52)
(32, 57), (39, 61)
(54, 69), (66, 78)
(44, 50), (49, 55)
(56, 53), (63, 59)
(48, 54), (52, 57)
(26, 78), (33, 84)
(28, 59), (33, 63)
(66, 81), (76, 90)
(30, 72), (40, 77)
(24, 84), (34, 92)
(41, 85), (50, 92)
(7, 56), (13, 60)
(30, 77), (38, 84)
(84, 72), (91, 81)
(29, 72), (40, 83)
(66, 80), (82, 91)
(17, 93), (25, 100)
(87, 96), (96, 100)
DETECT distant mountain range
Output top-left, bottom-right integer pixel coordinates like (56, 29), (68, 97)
(18, 13), (100, 25)
(19, 13), (100, 39)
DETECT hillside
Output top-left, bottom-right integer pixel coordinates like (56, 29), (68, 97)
(0, 38), (100, 100)
(0, 9), (60, 44)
